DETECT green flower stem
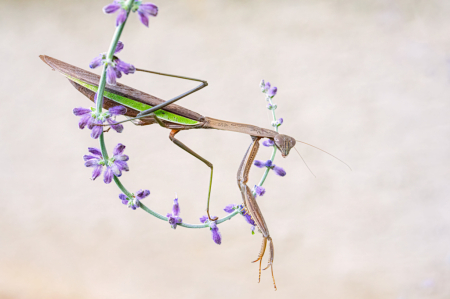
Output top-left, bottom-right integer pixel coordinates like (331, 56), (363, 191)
(139, 203), (241, 228)
(95, 0), (133, 113)
(113, 176), (133, 198)
(92, 1), (240, 229)
(253, 96), (279, 195)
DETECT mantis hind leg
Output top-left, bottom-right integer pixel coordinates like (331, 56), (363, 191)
(135, 68), (208, 118)
(168, 129), (217, 222)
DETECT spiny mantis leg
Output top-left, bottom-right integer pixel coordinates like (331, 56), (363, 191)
(237, 136), (277, 290)
(168, 129), (217, 221)
(135, 68), (208, 118)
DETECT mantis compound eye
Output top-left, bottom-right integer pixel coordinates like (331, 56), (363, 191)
(273, 134), (296, 157)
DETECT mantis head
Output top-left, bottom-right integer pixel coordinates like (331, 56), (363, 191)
(273, 134), (296, 157)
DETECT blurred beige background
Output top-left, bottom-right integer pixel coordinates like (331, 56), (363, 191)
(1, 0), (450, 298)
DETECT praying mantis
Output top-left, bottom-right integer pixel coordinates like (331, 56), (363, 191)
(40, 54), (320, 289)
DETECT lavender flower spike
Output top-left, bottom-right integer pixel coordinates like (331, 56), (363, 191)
(120, 189), (150, 210)
(89, 41), (135, 86)
(167, 197), (182, 229)
(104, 1), (158, 27)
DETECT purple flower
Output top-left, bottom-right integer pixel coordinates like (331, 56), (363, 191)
(223, 204), (237, 213)
(89, 41), (135, 86)
(264, 81), (271, 92)
(239, 205), (256, 226)
(83, 144), (130, 184)
(209, 222), (222, 245)
(172, 197), (180, 216)
(90, 118), (104, 139)
(267, 86), (278, 97)
(254, 160), (265, 168)
(120, 189), (150, 210)
(271, 118), (284, 127)
(73, 102), (127, 138)
(254, 185), (266, 197)
(253, 160), (287, 177)
(103, 1), (158, 27)
(89, 55), (103, 69)
(73, 107), (93, 129)
(114, 41), (124, 53)
(262, 139), (275, 147)
(103, 1), (121, 14)
(137, 3), (158, 27)
(272, 165), (286, 177)
(200, 216), (221, 245)
(167, 197), (182, 229)
(260, 80), (266, 92)
(104, 143), (130, 183)
(84, 147), (105, 180)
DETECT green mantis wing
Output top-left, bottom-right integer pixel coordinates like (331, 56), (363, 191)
(40, 55), (204, 126)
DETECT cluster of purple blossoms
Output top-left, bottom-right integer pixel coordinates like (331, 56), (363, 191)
(84, 143), (129, 184)
(260, 80), (278, 98)
(120, 189), (150, 210)
(167, 197), (182, 229)
(254, 159), (287, 177)
(89, 41), (135, 86)
(74, 103), (127, 139)
(271, 118), (284, 128)
(200, 215), (222, 245)
(104, 0), (158, 27)
(224, 204), (256, 234)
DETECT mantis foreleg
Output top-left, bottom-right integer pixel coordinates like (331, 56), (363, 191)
(237, 136), (277, 290)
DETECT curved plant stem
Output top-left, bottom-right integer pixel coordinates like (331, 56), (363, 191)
(92, 0), (241, 229)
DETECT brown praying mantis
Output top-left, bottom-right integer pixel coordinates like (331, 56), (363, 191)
(40, 55), (348, 290)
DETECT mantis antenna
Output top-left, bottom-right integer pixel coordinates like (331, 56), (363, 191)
(295, 140), (352, 171)
(294, 147), (316, 178)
